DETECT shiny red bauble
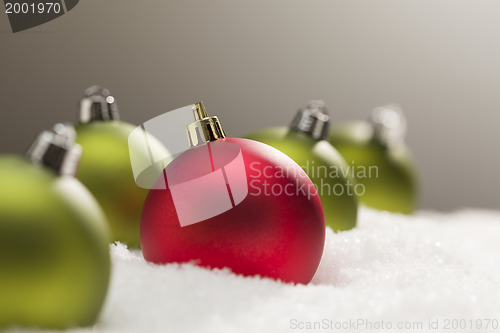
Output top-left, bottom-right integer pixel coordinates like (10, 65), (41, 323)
(140, 138), (325, 284)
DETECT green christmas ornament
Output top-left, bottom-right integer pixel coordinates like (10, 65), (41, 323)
(75, 86), (156, 247)
(245, 100), (358, 232)
(0, 124), (110, 330)
(328, 104), (418, 214)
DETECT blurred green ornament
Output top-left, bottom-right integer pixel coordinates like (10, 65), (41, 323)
(75, 86), (156, 247)
(245, 100), (358, 232)
(328, 104), (418, 214)
(0, 124), (110, 329)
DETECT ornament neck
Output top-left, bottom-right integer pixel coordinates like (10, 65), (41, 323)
(26, 123), (82, 176)
(290, 100), (330, 141)
(370, 104), (407, 146)
(187, 102), (226, 147)
(78, 85), (120, 123)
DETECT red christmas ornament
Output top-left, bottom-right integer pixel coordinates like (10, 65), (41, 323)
(140, 103), (325, 284)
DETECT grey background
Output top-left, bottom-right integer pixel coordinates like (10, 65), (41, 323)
(0, 0), (499, 211)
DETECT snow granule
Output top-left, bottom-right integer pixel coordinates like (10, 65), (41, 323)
(6, 207), (500, 333)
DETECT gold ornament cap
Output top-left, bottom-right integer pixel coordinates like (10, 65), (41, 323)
(187, 102), (226, 147)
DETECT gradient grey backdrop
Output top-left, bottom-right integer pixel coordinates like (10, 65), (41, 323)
(1, 0), (499, 211)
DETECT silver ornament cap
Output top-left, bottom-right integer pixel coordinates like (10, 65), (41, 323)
(290, 100), (330, 140)
(78, 85), (120, 123)
(370, 103), (407, 146)
(26, 123), (82, 176)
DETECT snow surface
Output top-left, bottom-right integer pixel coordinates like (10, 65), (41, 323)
(6, 207), (500, 333)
